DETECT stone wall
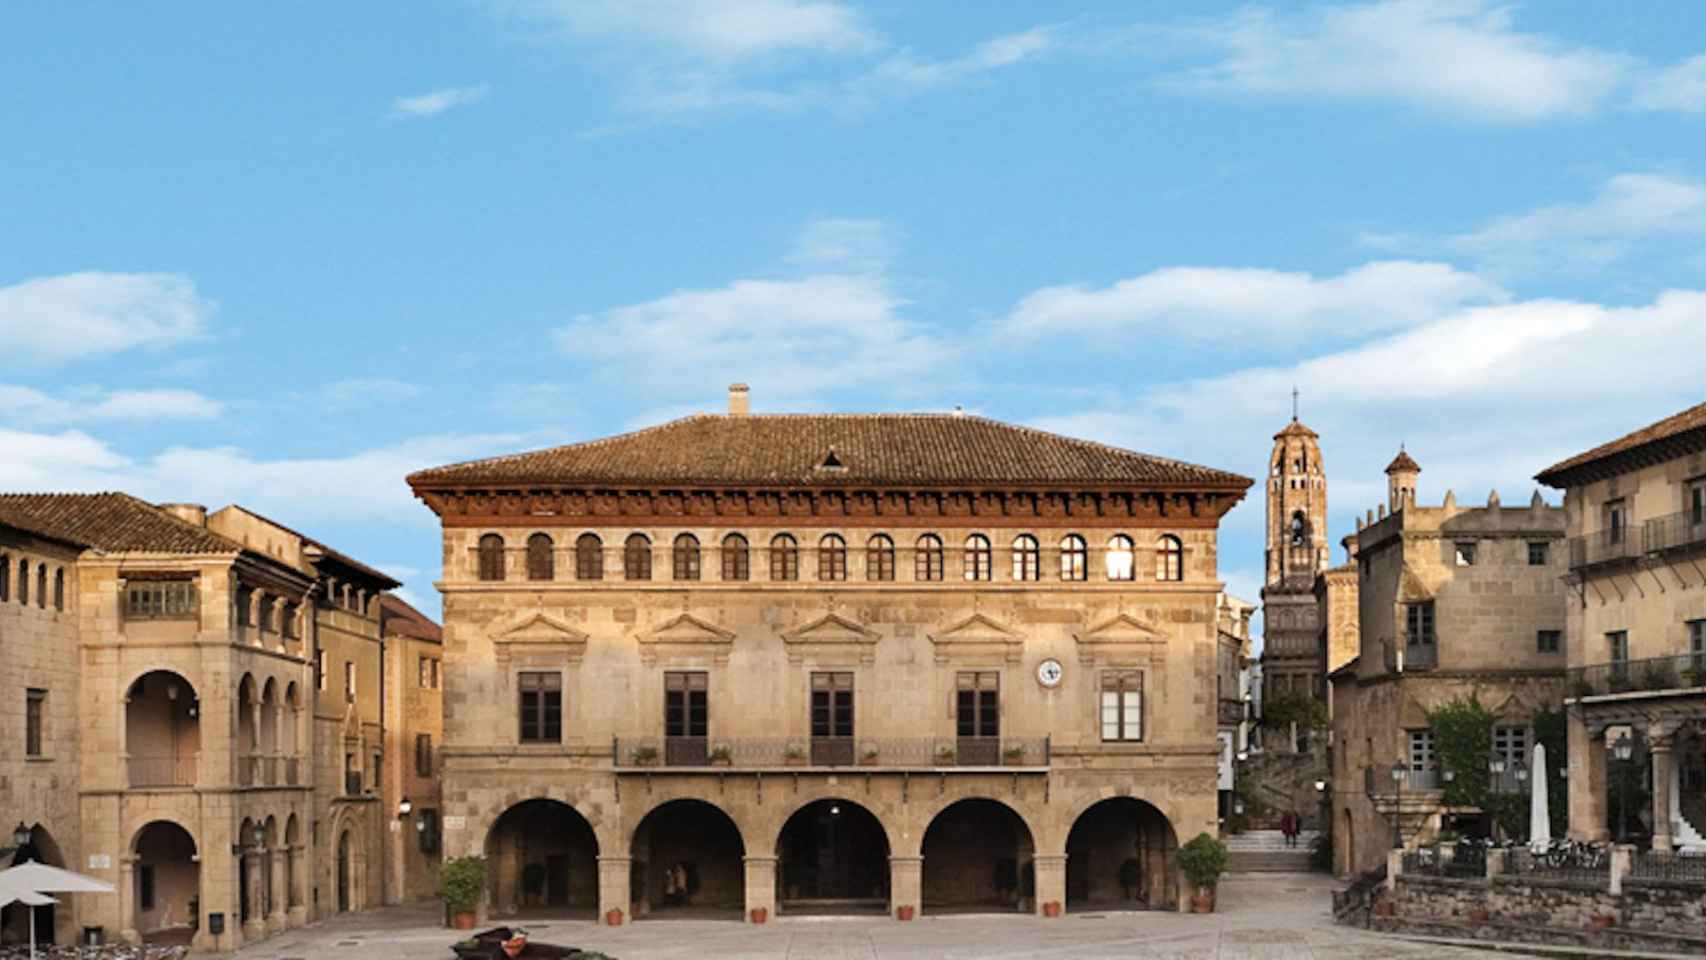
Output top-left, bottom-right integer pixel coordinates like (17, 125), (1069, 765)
(1386, 873), (1706, 954)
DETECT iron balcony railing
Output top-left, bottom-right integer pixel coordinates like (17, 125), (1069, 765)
(613, 735), (1050, 769)
(128, 753), (197, 788)
(1568, 652), (1706, 698)
(1364, 764), (1443, 794)
(1569, 510), (1706, 571)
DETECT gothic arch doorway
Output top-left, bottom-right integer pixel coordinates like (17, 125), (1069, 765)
(336, 830), (351, 914)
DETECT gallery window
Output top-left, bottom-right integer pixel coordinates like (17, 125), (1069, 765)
(818, 534), (847, 581)
(1060, 535), (1087, 582)
(526, 533), (554, 581)
(1105, 535), (1135, 581)
(915, 534), (944, 582)
(721, 534), (749, 581)
(477, 534), (505, 582)
(673, 534), (701, 581)
(1155, 535), (1183, 581)
(963, 535), (992, 582)
(624, 534), (652, 581)
(1012, 535), (1040, 581)
(575, 533), (604, 580)
(770, 534), (799, 581)
(866, 535), (895, 582)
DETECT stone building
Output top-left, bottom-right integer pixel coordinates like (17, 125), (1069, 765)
(408, 387), (1251, 923)
(1329, 457), (1567, 876)
(0, 493), (439, 951)
(1260, 417), (1330, 704)
(1215, 594), (1256, 821)
(1536, 400), (1706, 852)
(379, 594), (446, 900)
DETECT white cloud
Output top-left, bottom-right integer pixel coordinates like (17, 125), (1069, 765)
(1158, 0), (1630, 122)
(391, 85), (490, 118)
(504, 0), (881, 61)
(785, 217), (897, 272)
(1446, 172), (1706, 270)
(0, 385), (223, 424)
(0, 272), (212, 365)
(1002, 260), (1505, 341)
(554, 273), (948, 405)
(0, 430), (529, 525)
(1631, 55), (1706, 113)
(321, 378), (423, 410)
(843, 28), (1054, 106)
(1029, 287), (1706, 550)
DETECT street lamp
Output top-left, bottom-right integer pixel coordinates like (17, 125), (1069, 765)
(1390, 760), (1407, 849)
(397, 798), (413, 819)
(2, 822), (30, 858)
(1612, 732), (1635, 843)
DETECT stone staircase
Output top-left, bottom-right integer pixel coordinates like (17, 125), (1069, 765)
(1223, 829), (1318, 873)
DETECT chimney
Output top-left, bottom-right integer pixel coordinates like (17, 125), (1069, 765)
(159, 503), (208, 527)
(728, 383), (750, 417)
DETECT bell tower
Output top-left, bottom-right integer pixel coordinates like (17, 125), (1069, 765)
(1265, 410), (1329, 589)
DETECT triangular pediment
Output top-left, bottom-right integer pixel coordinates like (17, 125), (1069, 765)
(782, 613), (879, 645)
(491, 611), (589, 645)
(1076, 613), (1167, 645)
(644, 613), (736, 645)
(930, 612), (1020, 645)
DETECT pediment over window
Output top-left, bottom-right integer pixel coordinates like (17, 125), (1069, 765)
(929, 613), (1023, 663)
(1075, 613), (1167, 646)
(490, 611), (589, 665)
(1074, 613), (1167, 668)
(638, 612), (735, 665)
(781, 612), (879, 665)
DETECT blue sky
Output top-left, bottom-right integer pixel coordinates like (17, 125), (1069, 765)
(3, 1), (1703, 634)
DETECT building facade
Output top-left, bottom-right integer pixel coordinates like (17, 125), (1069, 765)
(1260, 418), (1330, 705)
(0, 494), (439, 951)
(1330, 462), (1567, 876)
(1536, 401), (1706, 852)
(411, 388), (1250, 923)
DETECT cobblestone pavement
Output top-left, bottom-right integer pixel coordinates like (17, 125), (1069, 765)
(227, 874), (1538, 959)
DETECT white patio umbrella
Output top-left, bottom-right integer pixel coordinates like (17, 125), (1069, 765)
(0, 859), (114, 960)
(1530, 742), (1552, 849)
(0, 874), (59, 960)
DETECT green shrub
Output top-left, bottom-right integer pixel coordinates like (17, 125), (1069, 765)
(440, 855), (487, 913)
(1178, 833), (1228, 892)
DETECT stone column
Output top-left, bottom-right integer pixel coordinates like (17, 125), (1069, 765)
(288, 846), (308, 927)
(1650, 735), (1675, 853)
(888, 856), (922, 919)
(1032, 855), (1066, 917)
(268, 848), (288, 932)
(596, 856), (631, 925)
(118, 856), (139, 945)
(742, 856), (776, 923)
(242, 852), (266, 941)
(1609, 844), (1633, 895)
(1568, 717), (1609, 841)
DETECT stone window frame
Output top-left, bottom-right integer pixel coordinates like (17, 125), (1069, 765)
(415, 733), (433, 776)
(963, 534), (992, 582)
(1059, 534), (1087, 582)
(526, 532), (555, 581)
(770, 534), (799, 581)
(477, 533), (505, 581)
(1099, 669), (1143, 742)
(1105, 535), (1135, 581)
(1154, 535), (1184, 582)
(25, 688), (46, 757)
(1527, 541), (1550, 566)
(818, 534), (847, 582)
(623, 533), (653, 581)
(575, 533), (604, 581)
(1536, 629), (1562, 654)
(672, 533), (701, 582)
(1011, 534), (1040, 582)
(721, 533), (749, 581)
(1453, 540), (1477, 567)
(517, 670), (564, 744)
(865, 534), (895, 582)
(344, 660), (357, 704)
(915, 534), (944, 582)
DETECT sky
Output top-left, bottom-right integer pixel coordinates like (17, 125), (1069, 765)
(3, 1), (1703, 636)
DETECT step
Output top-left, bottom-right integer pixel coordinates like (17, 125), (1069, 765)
(1224, 851), (1314, 873)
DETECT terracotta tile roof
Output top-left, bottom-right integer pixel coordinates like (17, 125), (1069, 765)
(379, 594), (442, 643)
(1385, 447), (1421, 474)
(221, 504), (400, 588)
(1536, 400), (1706, 487)
(0, 492), (241, 554)
(408, 414), (1251, 490)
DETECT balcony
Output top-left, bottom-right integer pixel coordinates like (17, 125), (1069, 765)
(1569, 511), (1706, 572)
(1384, 638), (1438, 672)
(614, 736), (1051, 770)
(1568, 652), (1706, 699)
(128, 753), (197, 788)
(1642, 510), (1706, 556)
(1364, 764), (1443, 794)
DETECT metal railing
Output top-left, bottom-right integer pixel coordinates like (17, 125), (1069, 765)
(1569, 527), (1641, 569)
(1570, 511), (1706, 571)
(1642, 510), (1706, 555)
(613, 735), (1051, 769)
(128, 753), (197, 788)
(1505, 843), (1611, 886)
(1630, 850), (1706, 883)
(1568, 652), (1706, 698)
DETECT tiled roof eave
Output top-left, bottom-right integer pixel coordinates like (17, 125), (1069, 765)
(407, 477), (1253, 493)
(1536, 426), (1706, 489)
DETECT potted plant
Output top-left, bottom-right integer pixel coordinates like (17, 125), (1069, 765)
(521, 862), (547, 907)
(604, 906), (624, 926)
(785, 744), (806, 766)
(749, 906), (768, 924)
(860, 746), (880, 766)
(1572, 678), (1598, 699)
(1681, 667), (1703, 688)
(1118, 857), (1142, 901)
(440, 855), (486, 930)
(1003, 744), (1027, 764)
(935, 745), (956, 766)
(1178, 833), (1227, 914)
(896, 904), (915, 921)
(631, 745), (659, 766)
(709, 744), (733, 766)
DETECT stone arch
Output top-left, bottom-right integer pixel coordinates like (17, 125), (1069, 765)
(919, 797), (1036, 913)
(2, 824), (64, 945)
(258, 677), (280, 756)
(235, 673), (258, 755)
(1064, 796), (1179, 912)
(775, 797), (891, 913)
(130, 821), (199, 943)
(124, 670), (201, 789)
(284, 814), (303, 911)
(483, 799), (601, 918)
(629, 798), (745, 919)
(327, 805), (366, 915)
(1050, 788), (1190, 855)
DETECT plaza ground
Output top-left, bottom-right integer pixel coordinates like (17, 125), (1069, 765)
(221, 873), (1545, 959)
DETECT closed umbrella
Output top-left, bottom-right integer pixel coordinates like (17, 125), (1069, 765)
(0, 874), (59, 960)
(1530, 742), (1552, 849)
(1, 859), (114, 960)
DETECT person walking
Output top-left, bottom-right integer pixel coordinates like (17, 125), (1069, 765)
(1281, 810), (1298, 847)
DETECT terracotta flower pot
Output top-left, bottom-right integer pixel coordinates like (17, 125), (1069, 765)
(1589, 914), (1615, 930)
(896, 904), (915, 921)
(605, 907), (625, 927)
(451, 911), (477, 931)
(1042, 901), (1062, 918)
(1191, 890), (1216, 914)
(750, 907), (768, 924)
(1468, 908), (1490, 924)
(1374, 900), (1396, 918)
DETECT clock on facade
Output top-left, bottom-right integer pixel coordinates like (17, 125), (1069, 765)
(1035, 658), (1063, 688)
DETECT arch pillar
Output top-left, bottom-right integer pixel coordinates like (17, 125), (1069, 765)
(888, 856), (921, 919)
(267, 847), (287, 932)
(118, 855), (139, 945)
(287, 844), (308, 927)
(596, 856), (630, 925)
(242, 851), (266, 941)
(1033, 854), (1066, 917)
(742, 856), (775, 922)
